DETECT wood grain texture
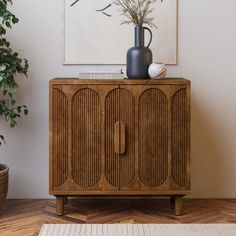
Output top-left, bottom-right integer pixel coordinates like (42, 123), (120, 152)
(172, 89), (189, 189)
(71, 88), (101, 188)
(174, 196), (183, 216)
(119, 121), (126, 155)
(52, 88), (69, 188)
(138, 89), (168, 187)
(49, 79), (191, 215)
(0, 200), (46, 236)
(118, 89), (135, 188)
(104, 88), (135, 188)
(114, 121), (120, 155)
(114, 121), (126, 155)
(0, 165), (8, 208)
(56, 196), (64, 216)
(1, 199), (236, 236)
(105, 89), (120, 188)
(50, 78), (190, 85)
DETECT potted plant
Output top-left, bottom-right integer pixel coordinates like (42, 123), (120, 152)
(0, 0), (29, 207)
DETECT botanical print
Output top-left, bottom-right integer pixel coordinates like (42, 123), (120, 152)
(64, 0), (177, 64)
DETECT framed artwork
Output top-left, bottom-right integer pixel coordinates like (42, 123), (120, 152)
(64, 0), (177, 65)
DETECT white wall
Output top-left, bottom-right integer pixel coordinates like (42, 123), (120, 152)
(1, 0), (236, 198)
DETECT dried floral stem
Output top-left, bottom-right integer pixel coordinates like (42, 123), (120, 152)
(113, 0), (163, 28)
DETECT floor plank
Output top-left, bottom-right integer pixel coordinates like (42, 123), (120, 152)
(0, 200), (46, 236)
(0, 199), (235, 235)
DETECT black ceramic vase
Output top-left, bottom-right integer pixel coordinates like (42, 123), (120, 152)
(127, 24), (153, 79)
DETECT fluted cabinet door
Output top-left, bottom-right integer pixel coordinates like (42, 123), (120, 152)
(172, 88), (190, 189)
(105, 88), (135, 188)
(119, 89), (135, 188)
(105, 89), (120, 188)
(71, 88), (101, 188)
(51, 88), (69, 189)
(138, 88), (169, 188)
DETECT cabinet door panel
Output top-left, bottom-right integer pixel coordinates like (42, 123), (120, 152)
(138, 88), (168, 187)
(71, 88), (101, 188)
(105, 89), (120, 187)
(119, 89), (135, 187)
(172, 88), (190, 189)
(105, 88), (135, 188)
(51, 88), (69, 188)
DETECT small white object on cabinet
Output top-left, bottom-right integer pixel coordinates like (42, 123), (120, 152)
(148, 63), (167, 79)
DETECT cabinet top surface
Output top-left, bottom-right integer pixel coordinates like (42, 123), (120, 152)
(50, 78), (190, 85)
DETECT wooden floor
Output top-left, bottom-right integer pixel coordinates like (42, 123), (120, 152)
(0, 198), (236, 236)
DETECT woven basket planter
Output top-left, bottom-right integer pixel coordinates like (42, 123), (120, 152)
(0, 164), (9, 208)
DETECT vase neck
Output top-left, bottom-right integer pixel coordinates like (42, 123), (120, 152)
(135, 24), (144, 47)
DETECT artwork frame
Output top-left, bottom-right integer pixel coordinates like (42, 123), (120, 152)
(63, 0), (178, 65)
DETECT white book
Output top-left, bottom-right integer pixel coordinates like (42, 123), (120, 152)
(78, 73), (124, 80)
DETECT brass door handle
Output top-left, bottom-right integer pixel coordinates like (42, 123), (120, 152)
(114, 121), (126, 154)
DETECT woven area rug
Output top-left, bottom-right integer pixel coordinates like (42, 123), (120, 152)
(39, 224), (236, 236)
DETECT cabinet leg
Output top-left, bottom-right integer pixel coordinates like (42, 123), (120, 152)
(175, 196), (183, 216)
(64, 196), (68, 205)
(56, 196), (64, 216)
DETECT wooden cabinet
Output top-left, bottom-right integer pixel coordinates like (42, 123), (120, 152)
(49, 78), (191, 216)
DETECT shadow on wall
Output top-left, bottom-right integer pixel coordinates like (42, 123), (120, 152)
(191, 97), (228, 198)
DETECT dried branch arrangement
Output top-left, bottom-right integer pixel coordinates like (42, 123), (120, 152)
(113, 0), (163, 28)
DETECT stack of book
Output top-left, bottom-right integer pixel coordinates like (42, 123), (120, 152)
(78, 70), (124, 80)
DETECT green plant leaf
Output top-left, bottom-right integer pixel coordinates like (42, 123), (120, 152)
(24, 109), (28, 115)
(0, 0), (29, 146)
(5, 21), (11, 28)
(0, 26), (6, 35)
(12, 16), (19, 24)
